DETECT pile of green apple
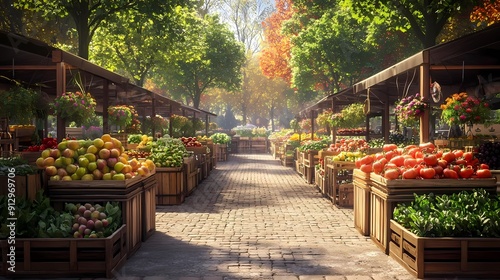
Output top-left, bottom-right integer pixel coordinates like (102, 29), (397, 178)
(148, 137), (189, 167)
(36, 134), (155, 181)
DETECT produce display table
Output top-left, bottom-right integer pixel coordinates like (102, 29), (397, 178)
(295, 150), (304, 176)
(184, 155), (198, 196)
(0, 225), (127, 278)
(368, 173), (497, 254)
(47, 174), (157, 258)
(280, 144), (295, 167)
(217, 144), (228, 162)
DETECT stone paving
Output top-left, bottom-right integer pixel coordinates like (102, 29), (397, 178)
(117, 153), (417, 280)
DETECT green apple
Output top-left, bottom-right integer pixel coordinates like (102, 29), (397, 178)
(114, 162), (125, 173)
(62, 156), (74, 166)
(87, 162), (97, 172)
(78, 157), (90, 168)
(84, 153), (97, 162)
(102, 173), (112, 180)
(112, 173), (125, 180)
(71, 173), (80, 180)
(81, 174), (94, 181)
(58, 141), (67, 151)
(41, 149), (51, 159)
(54, 158), (64, 168)
(66, 163), (78, 174)
(86, 145), (98, 155)
(93, 138), (104, 149)
(62, 175), (72, 181)
(76, 167), (87, 178)
(77, 147), (87, 156)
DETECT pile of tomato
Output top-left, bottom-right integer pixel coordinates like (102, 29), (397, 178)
(24, 137), (58, 152)
(355, 142), (492, 180)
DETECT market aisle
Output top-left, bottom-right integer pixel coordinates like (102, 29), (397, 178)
(117, 153), (416, 279)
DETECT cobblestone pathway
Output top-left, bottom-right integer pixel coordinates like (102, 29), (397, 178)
(118, 153), (417, 280)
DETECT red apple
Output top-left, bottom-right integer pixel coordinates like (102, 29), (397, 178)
(98, 148), (110, 159)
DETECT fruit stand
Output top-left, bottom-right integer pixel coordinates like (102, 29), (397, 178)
(47, 172), (156, 257)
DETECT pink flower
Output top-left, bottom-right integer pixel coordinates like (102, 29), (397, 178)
(475, 116), (481, 121)
(466, 108), (472, 113)
(460, 115), (466, 121)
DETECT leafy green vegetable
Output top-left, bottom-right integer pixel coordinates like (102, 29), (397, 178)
(393, 189), (500, 237)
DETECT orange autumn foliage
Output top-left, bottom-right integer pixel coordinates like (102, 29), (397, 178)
(259, 0), (294, 84)
(470, 0), (500, 26)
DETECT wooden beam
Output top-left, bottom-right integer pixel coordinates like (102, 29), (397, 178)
(55, 62), (66, 142)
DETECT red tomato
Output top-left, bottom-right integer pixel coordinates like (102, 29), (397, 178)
(480, 163), (490, 169)
(389, 155), (406, 167)
(359, 155), (375, 165)
(407, 147), (421, 158)
(433, 165), (444, 176)
(463, 152), (474, 163)
(402, 168), (418, 179)
(451, 164), (461, 174)
(419, 142), (436, 153)
(443, 168), (459, 179)
(404, 158), (418, 168)
(372, 159), (386, 174)
(435, 150), (443, 159)
(437, 159), (448, 169)
(423, 154), (438, 166)
(414, 151), (424, 158)
(459, 166), (474, 179)
(476, 168), (492, 178)
(442, 152), (456, 163)
(383, 144), (398, 152)
(384, 168), (400, 180)
(419, 167), (436, 179)
(360, 163), (373, 173)
(385, 150), (396, 161)
(453, 149), (464, 159)
(454, 159), (467, 165)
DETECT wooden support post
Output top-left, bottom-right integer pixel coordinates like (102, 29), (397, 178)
(55, 61), (66, 142)
(102, 80), (109, 134)
(420, 59), (430, 143)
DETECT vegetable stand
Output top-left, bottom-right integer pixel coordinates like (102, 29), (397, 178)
(368, 173), (497, 254)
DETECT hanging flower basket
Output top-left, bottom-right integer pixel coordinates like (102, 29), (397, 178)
(394, 93), (428, 127)
(108, 105), (134, 128)
(51, 91), (96, 126)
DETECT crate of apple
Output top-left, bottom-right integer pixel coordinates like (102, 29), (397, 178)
(180, 136), (202, 147)
(36, 133), (155, 181)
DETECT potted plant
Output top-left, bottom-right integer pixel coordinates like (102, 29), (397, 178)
(51, 91), (96, 127)
(440, 92), (492, 136)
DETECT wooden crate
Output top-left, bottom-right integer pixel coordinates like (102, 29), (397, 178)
(142, 175), (156, 241)
(353, 169), (370, 236)
(369, 173), (498, 254)
(250, 137), (267, 153)
(48, 174), (156, 254)
(155, 167), (184, 205)
(184, 156), (198, 196)
(18, 151), (41, 166)
(0, 225), (127, 278)
(314, 168), (325, 194)
(325, 159), (356, 204)
(337, 183), (353, 208)
(186, 146), (209, 154)
(389, 220), (500, 279)
(303, 150), (319, 184)
(217, 144), (228, 161)
(0, 173), (42, 201)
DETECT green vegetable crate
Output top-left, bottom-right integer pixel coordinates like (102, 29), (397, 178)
(369, 173), (497, 254)
(389, 220), (500, 278)
(0, 225), (127, 278)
